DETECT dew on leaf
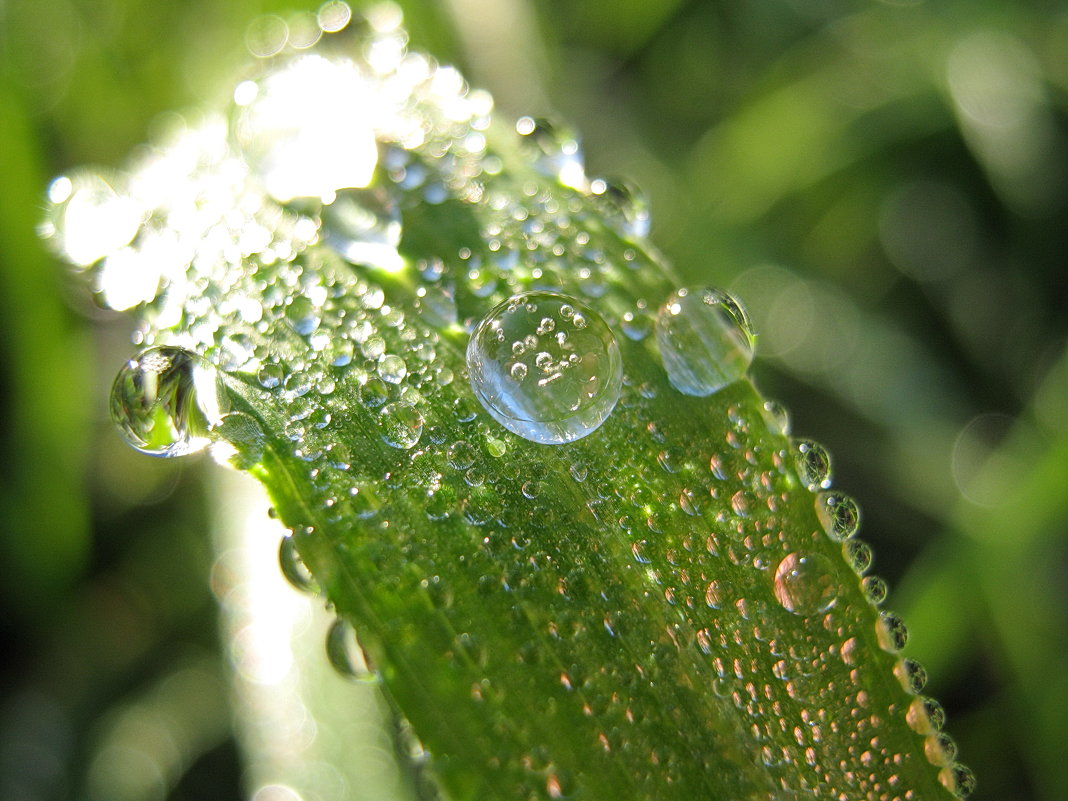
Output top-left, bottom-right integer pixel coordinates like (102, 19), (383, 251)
(655, 287), (755, 397)
(110, 346), (227, 457)
(815, 491), (861, 539)
(377, 401), (423, 448)
(466, 291), (622, 444)
(377, 353), (407, 383)
(278, 535), (319, 594)
(793, 439), (832, 491)
(515, 116), (586, 189)
(321, 186), (403, 270)
(589, 177), (651, 239)
(772, 553), (838, 616)
(325, 617), (377, 681)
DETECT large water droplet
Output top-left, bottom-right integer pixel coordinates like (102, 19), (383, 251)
(772, 552), (838, 616)
(793, 438), (832, 490)
(110, 346), (226, 457)
(466, 292), (622, 444)
(655, 287), (755, 397)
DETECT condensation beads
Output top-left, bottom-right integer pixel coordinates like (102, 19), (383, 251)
(466, 292), (622, 444)
(655, 287), (755, 397)
(110, 346), (227, 457)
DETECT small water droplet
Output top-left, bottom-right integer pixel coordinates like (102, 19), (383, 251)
(515, 116), (586, 189)
(590, 177), (651, 238)
(844, 539), (872, 574)
(279, 536), (319, 594)
(760, 399), (791, 436)
(946, 763), (976, 798)
(815, 491), (861, 539)
(655, 287), (755, 397)
(258, 363), (284, 389)
(321, 185), (404, 268)
(861, 575), (888, 604)
(793, 439), (832, 490)
(325, 617), (377, 681)
(897, 658), (928, 694)
(877, 610), (909, 652)
(377, 402), (423, 448)
(772, 552), (838, 616)
(110, 346), (226, 457)
(466, 292), (622, 444)
(377, 353), (407, 383)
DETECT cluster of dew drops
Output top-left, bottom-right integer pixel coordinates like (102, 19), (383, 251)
(40, 2), (973, 798)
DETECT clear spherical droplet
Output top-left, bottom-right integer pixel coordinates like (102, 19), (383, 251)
(815, 490), (861, 539)
(655, 287), (755, 397)
(466, 292), (622, 445)
(325, 617), (377, 681)
(110, 346), (226, 457)
(590, 177), (650, 239)
(772, 552), (838, 616)
(793, 438), (832, 490)
(279, 536), (319, 594)
(515, 116), (586, 189)
(377, 401), (423, 448)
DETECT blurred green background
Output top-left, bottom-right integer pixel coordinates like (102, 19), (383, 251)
(2, 0), (1067, 799)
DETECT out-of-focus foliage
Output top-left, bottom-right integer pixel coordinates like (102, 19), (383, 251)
(1, 1), (1066, 800)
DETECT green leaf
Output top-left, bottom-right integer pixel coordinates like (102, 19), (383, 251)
(45, 7), (973, 800)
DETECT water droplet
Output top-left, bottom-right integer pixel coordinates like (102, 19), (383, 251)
(897, 658), (928, 694)
(590, 177), (650, 239)
(946, 763), (976, 798)
(325, 617), (377, 681)
(515, 116), (586, 189)
(861, 575), (888, 604)
(793, 439), (832, 490)
(279, 536), (319, 594)
(377, 354), (407, 383)
(110, 346), (226, 457)
(815, 491), (861, 539)
(844, 539), (872, 574)
(258, 363), (284, 389)
(377, 402), (423, 448)
(877, 610), (909, 652)
(322, 186), (403, 270)
(772, 553), (838, 616)
(760, 399), (791, 436)
(466, 292), (622, 444)
(655, 287), (755, 397)
(285, 295), (321, 336)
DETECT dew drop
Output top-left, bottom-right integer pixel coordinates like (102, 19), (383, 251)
(278, 536), (319, 594)
(322, 186), (403, 269)
(877, 610), (909, 652)
(590, 177), (651, 239)
(772, 553), (838, 616)
(844, 539), (872, 575)
(258, 362), (284, 389)
(815, 491), (861, 539)
(110, 346), (226, 457)
(793, 439), (832, 490)
(861, 575), (888, 604)
(325, 617), (377, 681)
(466, 292), (622, 444)
(655, 287), (755, 397)
(377, 402), (423, 448)
(377, 353), (407, 383)
(515, 116), (586, 189)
